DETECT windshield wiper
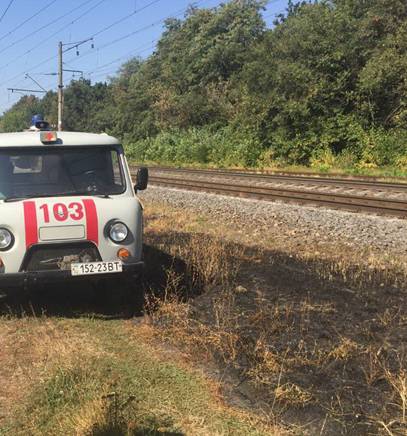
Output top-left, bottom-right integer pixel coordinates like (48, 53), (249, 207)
(3, 192), (110, 202)
(58, 191), (111, 199)
(3, 196), (29, 203)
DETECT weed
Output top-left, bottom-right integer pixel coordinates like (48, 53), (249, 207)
(274, 383), (314, 408)
(142, 205), (407, 434)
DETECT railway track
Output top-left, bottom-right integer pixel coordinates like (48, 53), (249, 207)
(147, 166), (407, 192)
(145, 164), (407, 183)
(133, 167), (407, 218)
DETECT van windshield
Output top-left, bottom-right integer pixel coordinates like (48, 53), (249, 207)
(0, 147), (125, 201)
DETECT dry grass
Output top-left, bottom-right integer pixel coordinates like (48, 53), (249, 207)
(141, 201), (407, 435)
(0, 312), (279, 435)
(0, 317), (108, 422)
(144, 202), (407, 290)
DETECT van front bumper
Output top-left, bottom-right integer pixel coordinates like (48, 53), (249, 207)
(0, 261), (144, 288)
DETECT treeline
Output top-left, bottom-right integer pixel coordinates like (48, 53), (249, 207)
(1, 0), (407, 170)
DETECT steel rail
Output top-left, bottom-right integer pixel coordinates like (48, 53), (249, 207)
(148, 166), (407, 192)
(147, 175), (407, 218)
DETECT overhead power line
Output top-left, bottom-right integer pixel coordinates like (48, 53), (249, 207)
(0, 0), (58, 43)
(85, 2), (283, 81)
(49, 0), (107, 47)
(0, 0), (15, 24)
(0, 0), (95, 56)
(0, 53), (57, 88)
(89, 44), (157, 81)
(0, 0), (162, 82)
(87, 43), (157, 80)
(0, 0), (106, 74)
(66, 0), (210, 66)
(73, 0), (278, 71)
(87, 40), (158, 75)
(69, 0), (280, 83)
(0, 0), (165, 87)
(1, 0), (221, 92)
(91, 0), (163, 39)
(90, 69), (122, 80)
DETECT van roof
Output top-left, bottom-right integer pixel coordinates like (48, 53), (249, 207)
(0, 131), (120, 147)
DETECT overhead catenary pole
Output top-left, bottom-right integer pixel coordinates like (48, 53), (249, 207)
(57, 38), (93, 131)
(57, 41), (63, 131)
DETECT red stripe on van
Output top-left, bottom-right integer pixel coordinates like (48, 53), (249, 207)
(83, 199), (98, 245)
(23, 201), (38, 248)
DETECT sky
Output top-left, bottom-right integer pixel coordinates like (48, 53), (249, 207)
(0, 0), (288, 115)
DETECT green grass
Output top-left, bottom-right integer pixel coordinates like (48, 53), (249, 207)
(0, 318), (274, 436)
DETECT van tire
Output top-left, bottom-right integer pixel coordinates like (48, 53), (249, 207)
(123, 274), (145, 317)
(93, 275), (144, 316)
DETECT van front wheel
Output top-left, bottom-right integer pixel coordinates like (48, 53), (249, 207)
(123, 274), (145, 316)
(93, 274), (144, 316)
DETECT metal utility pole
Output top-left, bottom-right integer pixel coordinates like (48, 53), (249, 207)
(58, 41), (63, 131)
(57, 38), (93, 131)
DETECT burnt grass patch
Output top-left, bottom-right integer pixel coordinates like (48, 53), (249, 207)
(142, 230), (407, 435)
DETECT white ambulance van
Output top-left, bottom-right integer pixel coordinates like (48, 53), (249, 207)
(0, 117), (148, 301)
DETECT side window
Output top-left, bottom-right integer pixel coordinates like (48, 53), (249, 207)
(111, 151), (122, 186)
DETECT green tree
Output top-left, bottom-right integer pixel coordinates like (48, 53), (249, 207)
(1, 0), (406, 169)
(0, 95), (43, 132)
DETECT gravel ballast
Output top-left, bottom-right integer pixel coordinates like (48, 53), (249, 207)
(140, 186), (407, 255)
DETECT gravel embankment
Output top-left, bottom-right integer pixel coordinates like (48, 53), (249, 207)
(140, 186), (407, 255)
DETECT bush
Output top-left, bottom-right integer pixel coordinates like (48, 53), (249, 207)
(124, 121), (406, 171)
(310, 148), (338, 172)
(265, 115), (407, 170)
(125, 126), (264, 167)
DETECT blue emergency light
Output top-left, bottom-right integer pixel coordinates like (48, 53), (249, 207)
(31, 114), (50, 130)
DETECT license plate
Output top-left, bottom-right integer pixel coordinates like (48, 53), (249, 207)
(71, 261), (122, 276)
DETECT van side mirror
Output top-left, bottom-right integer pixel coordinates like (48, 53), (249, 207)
(135, 167), (148, 191)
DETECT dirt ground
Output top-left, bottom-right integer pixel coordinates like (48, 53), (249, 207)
(0, 198), (405, 435)
(141, 200), (407, 436)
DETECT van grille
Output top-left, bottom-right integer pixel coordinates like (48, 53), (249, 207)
(20, 242), (101, 272)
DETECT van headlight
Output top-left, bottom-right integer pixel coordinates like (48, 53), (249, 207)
(108, 222), (128, 243)
(0, 228), (13, 250)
